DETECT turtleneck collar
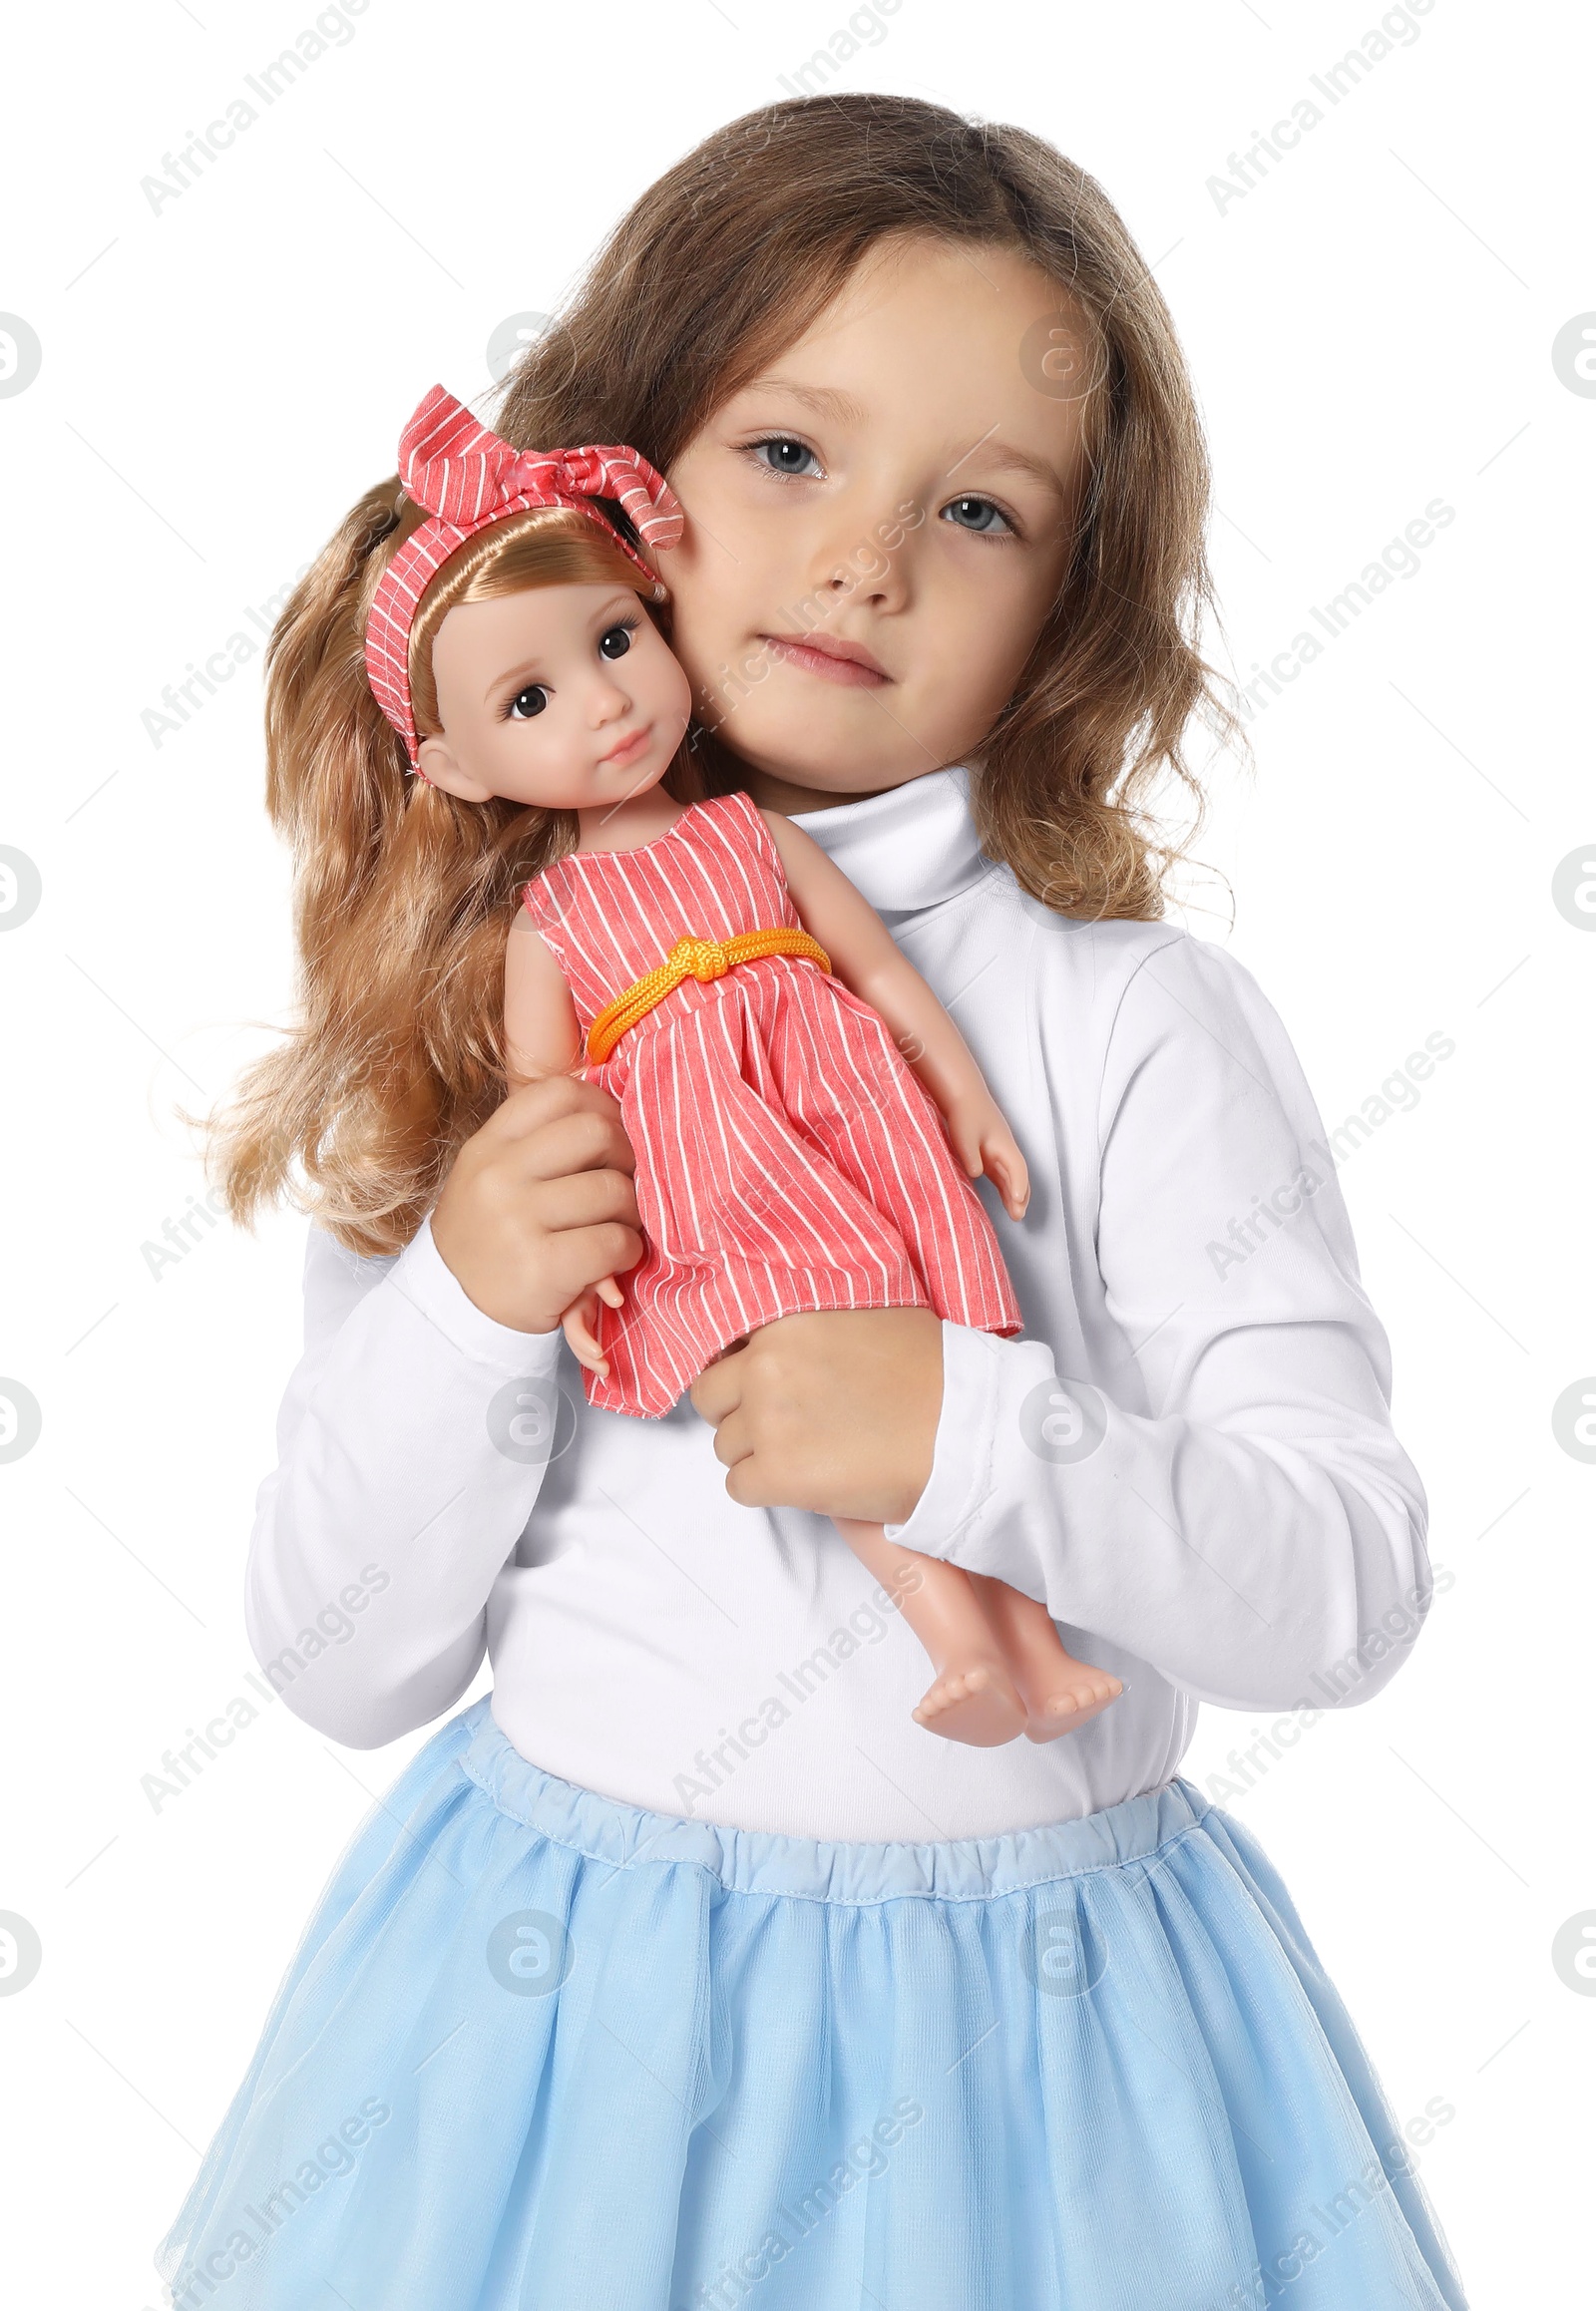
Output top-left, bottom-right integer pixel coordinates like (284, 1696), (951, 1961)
(788, 766), (990, 923)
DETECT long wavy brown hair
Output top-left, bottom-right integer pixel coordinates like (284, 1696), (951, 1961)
(208, 92), (1236, 1257)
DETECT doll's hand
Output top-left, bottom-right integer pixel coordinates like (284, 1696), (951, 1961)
(946, 1096), (1030, 1222)
(560, 1276), (625, 1378)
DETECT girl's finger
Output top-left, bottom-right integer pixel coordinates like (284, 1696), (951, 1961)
(493, 1073), (623, 1144)
(702, 1407), (753, 1473)
(536, 1169), (642, 1236)
(687, 1348), (746, 1428)
(550, 1222), (644, 1295)
(516, 1105), (638, 1183)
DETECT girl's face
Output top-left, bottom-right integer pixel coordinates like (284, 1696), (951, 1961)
(664, 234), (1093, 812)
(416, 581), (692, 810)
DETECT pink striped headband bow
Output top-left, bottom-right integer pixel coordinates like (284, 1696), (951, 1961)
(364, 384), (683, 771)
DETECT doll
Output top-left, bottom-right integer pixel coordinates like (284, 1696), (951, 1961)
(368, 385), (1122, 1749)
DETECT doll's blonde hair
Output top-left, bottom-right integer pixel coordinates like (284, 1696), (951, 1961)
(209, 93), (1237, 1255)
(205, 500), (693, 1254)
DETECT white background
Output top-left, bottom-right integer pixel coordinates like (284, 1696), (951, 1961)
(1, 1), (1588, 2302)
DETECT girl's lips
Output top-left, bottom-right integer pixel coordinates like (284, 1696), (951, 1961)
(760, 633), (890, 687)
(598, 725), (652, 767)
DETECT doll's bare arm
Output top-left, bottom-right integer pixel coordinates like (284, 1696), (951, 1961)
(503, 910), (623, 1373)
(762, 811), (1028, 1219)
(504, 909), (583, 1087)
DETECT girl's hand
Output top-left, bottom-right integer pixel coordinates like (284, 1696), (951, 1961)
(688, 1307), (943, 1524)
(430, 1076), (643, 1335)
(946, 1095), (1030, 1222)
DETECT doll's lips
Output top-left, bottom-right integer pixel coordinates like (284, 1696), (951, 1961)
(598, 725), (652, 767)
(760, 633), (890, 686)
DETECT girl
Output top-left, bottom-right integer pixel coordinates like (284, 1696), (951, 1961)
(158, 95), (1467, 2311)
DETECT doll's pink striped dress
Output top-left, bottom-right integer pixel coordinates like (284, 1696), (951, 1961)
(520, 791), (1020, 1414)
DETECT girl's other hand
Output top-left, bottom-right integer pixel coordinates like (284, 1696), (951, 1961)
(946, 1096), (1030, 1222)
(430, 1076), (643, 1335)
(689, 1307), (943, 1525)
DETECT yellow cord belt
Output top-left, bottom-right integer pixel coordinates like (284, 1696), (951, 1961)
(586, 929), (831, 1064)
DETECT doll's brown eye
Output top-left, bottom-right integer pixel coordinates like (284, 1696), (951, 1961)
(508, 685), (549, 718)
(598, 623), (634, 660)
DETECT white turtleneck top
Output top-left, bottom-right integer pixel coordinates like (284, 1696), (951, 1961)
(242, 769), (1432, 1841)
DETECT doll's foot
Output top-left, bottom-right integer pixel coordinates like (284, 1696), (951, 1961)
(1022, 1667), (1123, 1742)
(912, 1663), (1027, 1747)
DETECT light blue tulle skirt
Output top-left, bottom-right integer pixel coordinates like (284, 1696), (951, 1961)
(155, 1696), (1467, 2309)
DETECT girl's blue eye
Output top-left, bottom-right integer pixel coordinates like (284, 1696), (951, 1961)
(752, 436), (820, 478)
(598, 623), (634, 660)
(942, 495), (1012, 536)
(509, 685), (549, 719)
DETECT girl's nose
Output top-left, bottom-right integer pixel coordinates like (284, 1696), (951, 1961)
(803, 487), (916, 615)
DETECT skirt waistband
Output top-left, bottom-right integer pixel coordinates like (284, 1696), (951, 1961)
(459, 1698), (1217, 1906)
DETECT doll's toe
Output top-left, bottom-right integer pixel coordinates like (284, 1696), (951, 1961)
(913, 1664), (1025, 1748)
(1023, 1672), (1122, 1743)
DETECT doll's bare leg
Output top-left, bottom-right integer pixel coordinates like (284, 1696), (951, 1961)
(832, 1519), (1025, 1747)
(966, 1572), (1123, 1742)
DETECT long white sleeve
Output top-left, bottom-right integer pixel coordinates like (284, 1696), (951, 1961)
(885, 931), (1431, 1713)
(242, 1217), (564, 1748)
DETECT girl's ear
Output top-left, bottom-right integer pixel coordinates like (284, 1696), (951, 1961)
(415, 733), (496, 803)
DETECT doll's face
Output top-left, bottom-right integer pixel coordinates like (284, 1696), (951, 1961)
(416, 582), (692, 811)
(662, 233), (1094, 810)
